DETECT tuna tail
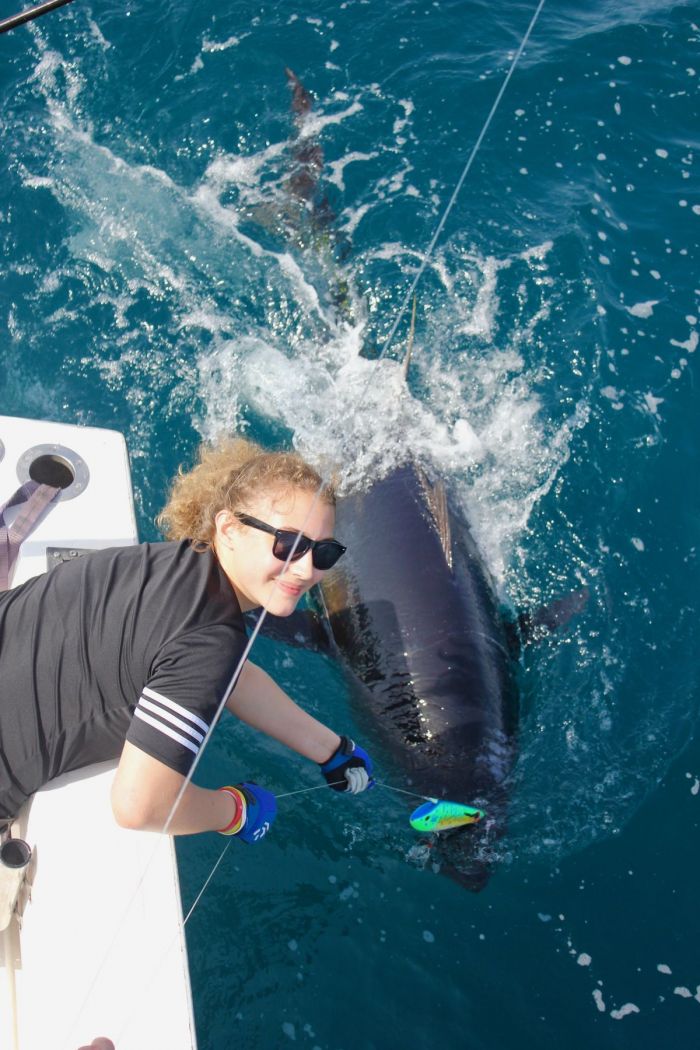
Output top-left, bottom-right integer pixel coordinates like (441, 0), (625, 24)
(284, 68), (324, 207)
(283, 67), (355, 323)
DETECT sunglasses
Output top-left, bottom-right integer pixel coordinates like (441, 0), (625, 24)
(235, 513), (346, 570)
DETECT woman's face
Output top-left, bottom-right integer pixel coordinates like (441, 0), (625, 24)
(215, 486), (338, 616)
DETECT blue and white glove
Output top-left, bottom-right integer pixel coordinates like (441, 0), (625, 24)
(218, 782), (277, 843)
(320, 736), (375, 794)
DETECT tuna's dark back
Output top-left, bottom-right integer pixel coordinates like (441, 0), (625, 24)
(320, 463), (518, 801)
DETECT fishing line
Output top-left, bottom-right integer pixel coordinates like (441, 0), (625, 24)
(371, 0), (547, 370)
(172, 0), (549, 833)
(144, 0), (547, 927)
(374, 781), (438, 803)
(115, 774), (482, 1044)
(112, 782), (342, 1045)
(112, 839), (233, 1047)
(276, 781), (343, 798)
(179, 782), (454, 937)
(278, 781), (434, 803)
(63, 2), (547, 1039)
(182, 841), (233, 926)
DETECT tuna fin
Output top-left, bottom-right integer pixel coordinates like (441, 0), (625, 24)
(285, 67), (315, 118)
(244, 607), (333, 653)
(415, 466), (453, 571)
(509, 586), (590, 651)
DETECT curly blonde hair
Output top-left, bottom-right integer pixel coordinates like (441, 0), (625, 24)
(158, 437), (336, 551)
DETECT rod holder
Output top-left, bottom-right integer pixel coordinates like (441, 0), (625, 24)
(0, 838), (32, 931)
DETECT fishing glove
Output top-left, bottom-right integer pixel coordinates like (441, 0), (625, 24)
(320, 735), (375, 794)
(217, 782), (277, 843)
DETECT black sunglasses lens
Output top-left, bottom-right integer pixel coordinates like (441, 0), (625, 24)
(272, 531), (310, 562)
(311, 542), (345, 570)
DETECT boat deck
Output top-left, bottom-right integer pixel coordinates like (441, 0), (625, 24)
(0, 416), (197, 1050)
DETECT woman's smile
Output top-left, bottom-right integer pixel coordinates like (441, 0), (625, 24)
(215, 487), (339, 615)
(275, 577), (305, 597)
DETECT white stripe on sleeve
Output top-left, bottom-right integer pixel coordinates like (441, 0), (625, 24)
(138, 696), (205, 743)
(142, 686), (210, 734)
(134, 708), (199, 756)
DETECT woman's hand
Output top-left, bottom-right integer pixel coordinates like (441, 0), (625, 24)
(217, 782), (277, 842)
(320, 736), (375, 793)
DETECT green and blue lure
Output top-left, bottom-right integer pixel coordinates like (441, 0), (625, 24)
(409, 798), (485, 833)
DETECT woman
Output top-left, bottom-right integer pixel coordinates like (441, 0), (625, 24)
(0, 437), (373, 842)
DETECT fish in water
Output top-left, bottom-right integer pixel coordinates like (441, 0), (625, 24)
(283, 68), (346, 249)
(245, 71), (587, 887)
(318, 461), (519, 891)
(284, 66), (324, 207)
(260, 461), (586, 890)
(283, 68), (353, 317)
(239, 68), (353, 321)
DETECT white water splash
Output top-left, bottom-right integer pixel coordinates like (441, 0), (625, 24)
(610, 1003), (640, 1020)
(626, 300), (658, 318)
(196, 239), (584, 586)
(327, 151), (378, 191)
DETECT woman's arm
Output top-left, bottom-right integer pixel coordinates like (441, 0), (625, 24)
(227, 661), (340, 763)
(111, 741), (235, 835)
(112, 661), (341, 833)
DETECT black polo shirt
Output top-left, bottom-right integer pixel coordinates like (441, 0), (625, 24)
(0, 542), (246, 819)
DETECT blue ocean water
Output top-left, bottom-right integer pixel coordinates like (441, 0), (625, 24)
(1, 1), (699, 1046)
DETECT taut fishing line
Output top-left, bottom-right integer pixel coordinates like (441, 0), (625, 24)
(167, 0), (544, 936)
(64, 2), (547, 1044)
(370, 0), (547, 372)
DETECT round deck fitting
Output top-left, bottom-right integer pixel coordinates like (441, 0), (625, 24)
(16, 443), (90, 502)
